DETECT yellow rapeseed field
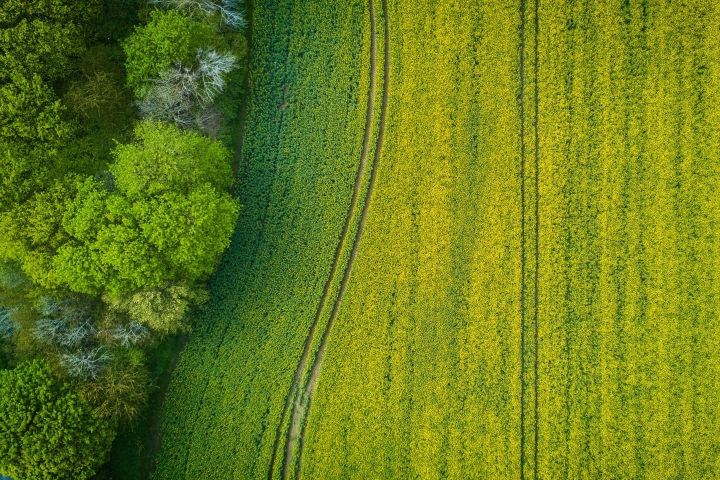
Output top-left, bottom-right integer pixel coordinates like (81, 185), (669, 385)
(154, 0), (720, 478)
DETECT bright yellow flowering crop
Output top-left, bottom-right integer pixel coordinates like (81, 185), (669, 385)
(154, 0), (720, 478)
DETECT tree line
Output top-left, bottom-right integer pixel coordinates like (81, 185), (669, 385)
(0, 1), (247, 478)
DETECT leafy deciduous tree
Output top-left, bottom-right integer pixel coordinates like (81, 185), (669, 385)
(0, 0), (103, 211)
(54, 121), (239, 297)
(0, 177), (77, 289)
(0, 359), (115, 480)
(80, 359), (150, 423)
(0, 0), (99, 82)
(111, 119), (233, 196)
(105, 281), (209, 334)
(123, 9), (219, 96)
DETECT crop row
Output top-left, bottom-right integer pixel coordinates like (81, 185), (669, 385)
(155, 0), (720, 477)
(536, 0), (720, 477)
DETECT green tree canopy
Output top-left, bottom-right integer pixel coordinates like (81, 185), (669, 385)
(54, 121), (239, 298)
(0, 73), (72, 210)
(123, 9), (219, 96)
(110, 120), (233, 197)
(0, 176), (77, 290)
(0, 122), (238, 298)
(0, 0), (98, 82)
(105, 281), (209, 334)
(0, 359), (115, 480)
(0, 0), (100, 211)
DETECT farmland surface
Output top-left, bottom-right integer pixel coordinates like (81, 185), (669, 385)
(154, 0), (720, 478)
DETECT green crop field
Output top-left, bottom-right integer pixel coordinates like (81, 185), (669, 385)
(154, 0), (720, 478)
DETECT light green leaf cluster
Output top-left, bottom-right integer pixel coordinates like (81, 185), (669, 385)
(105, 282), (209, 334)
(0, 120), (238, 299)
(123, 9), (220, 97)
(55, 121), (239, 298)
(0, 177), (77, 290)
(111, 120), (233, 197)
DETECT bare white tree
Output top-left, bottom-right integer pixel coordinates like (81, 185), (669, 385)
(34, 297), (96, 348)
(107, 322), (150, 347)
(137, 64), (200, 128)
(37, 296), (90, 320)
(35, 317), (96, 347)
(60, 348), (112, 380)
(196, 48), (237, 103)
(150, 0), (247, 29)
(137, 50), (236, 132)
(0, 306), (18, 340)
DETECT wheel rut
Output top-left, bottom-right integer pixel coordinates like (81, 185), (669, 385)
(519, 0), (528, 477)
(267, 0), (389, 478)
(519, 0), (540, 478)
(292, 1), (390, 476)
(532, 1), (540, 478)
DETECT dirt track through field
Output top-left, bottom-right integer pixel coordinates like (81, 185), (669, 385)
(520, 0), (540, 477)
(532, 0), (540, 478)
(292, 1), (390, 476)
(518, 0), (528, 477)
(266, 0), (385, 478)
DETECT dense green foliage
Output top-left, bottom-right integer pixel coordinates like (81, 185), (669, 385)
(0, 0), (97, 210)
(0, 121), (238, 297)
(0, 0), (246, 478)
(0, 177), (78, 290)
(0, 0), (98, 79)
(123, 9), (219, 96)
(56, 121), (238, 297)
(0, 360), (115, 480)
(154, 0), (370, 477)
(111, 120), (233, 197)
(106, 282), (209, 334)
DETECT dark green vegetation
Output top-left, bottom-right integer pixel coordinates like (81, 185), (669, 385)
(156, 0), (720, 478)
(0, 360), (115, 479)
(101, 332), (186, 480)
(154, 0), (372, 477)
(0, 1), (248, 478)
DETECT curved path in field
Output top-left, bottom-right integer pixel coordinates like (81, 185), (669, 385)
(292, 1), (390, 477)
(267, 0), (389, 478)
